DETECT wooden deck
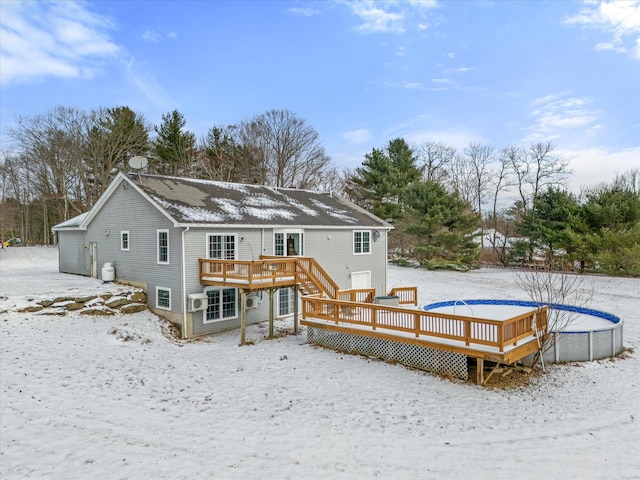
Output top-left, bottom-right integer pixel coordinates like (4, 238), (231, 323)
(300, 296), (547, 365)
(199, 257), (547, 377)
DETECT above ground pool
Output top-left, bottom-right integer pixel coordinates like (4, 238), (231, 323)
(423, 299), (624, 363)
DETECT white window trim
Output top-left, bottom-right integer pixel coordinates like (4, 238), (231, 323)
(205, 233), (238, 260)
(353, 230), (372, 255)
(203, 287), (238, 324)
(120, 230), (130, 251)
(156, 286), (171, 311)
(157, 229), (169, 265)
(274, 229), (305, 256)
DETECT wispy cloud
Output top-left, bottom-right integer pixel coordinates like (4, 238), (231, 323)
(564, 0), (640, 60)
(350, 1), (405, 34)
(0, 1), (119, 85)
(123, 58), (174, 110)
(525, 93), (602, 142)
(141, 29), (177, 43)
(343, 128), (373, 144)
(288, 7), (320, 17)
(0, 1), (175, 108)
(142, 29), (162, 43)
(385, 80), (425, 90)
(346, 0), (438, 34)
(558, 145), (640, 191)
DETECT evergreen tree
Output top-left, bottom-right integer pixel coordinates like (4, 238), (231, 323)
(518, 187), (580, 268)
(153, 110), (196, 176)
(346, 138), (423, 222)
(405, 180), (480, 269)
(581, 185), (640, 275)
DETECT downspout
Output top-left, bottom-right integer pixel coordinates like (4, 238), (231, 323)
(384, 229), (389, 295)
(181, 226), (190, 339)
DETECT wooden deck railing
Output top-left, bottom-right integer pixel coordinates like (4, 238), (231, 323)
(199, 258), (298, 290)
(292, 257), (339, 298)
(301, 296), (547, 354)
(388, 286), (418, 305)
(338, 288), (376, 303)
(200, 256), (340, 298)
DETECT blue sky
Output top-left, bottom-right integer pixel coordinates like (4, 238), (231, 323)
(1, 0), (639, 192)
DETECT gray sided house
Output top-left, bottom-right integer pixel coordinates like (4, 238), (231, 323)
(53, 173), (392, 338)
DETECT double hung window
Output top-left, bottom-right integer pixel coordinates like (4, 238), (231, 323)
(205, 288), (237, 323)
(157, 229), (169, 264)
(353, 230), (371, 255)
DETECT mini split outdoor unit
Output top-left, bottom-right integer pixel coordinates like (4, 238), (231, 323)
(245, 295), (259, 310)
(187, 293), (208, 312)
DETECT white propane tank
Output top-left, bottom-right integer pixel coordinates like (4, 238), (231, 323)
(102, 262), (115, 283)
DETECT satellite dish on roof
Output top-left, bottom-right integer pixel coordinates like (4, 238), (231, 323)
(128, 156), (148, 170)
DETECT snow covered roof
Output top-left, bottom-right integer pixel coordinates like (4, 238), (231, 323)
(130, 174), (391, 228)
(54, 174), (391, 230)
(51, 212), (88, 230)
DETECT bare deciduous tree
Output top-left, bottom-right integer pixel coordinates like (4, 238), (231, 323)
(8, 106), (88, 235)
(418, 141), (455, 183)
(197, 125), (257, 183)
(83, 106), (150, 206)
(486, 146), (517, 263)
(237, 109), (334, 189)
(515, 269), (594, 366)
(464, 142), (494, 247)
(448, 153), (475, 206)
(510, 141), (570, 213)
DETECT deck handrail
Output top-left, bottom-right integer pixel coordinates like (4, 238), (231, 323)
(338, 288), (376, 303)
(388, 286), (418, 305)
(200, 256), (341, 298)
(292, 257), (339, 298)
(301, 296), (547, 353)
(199, 258), (299, 289)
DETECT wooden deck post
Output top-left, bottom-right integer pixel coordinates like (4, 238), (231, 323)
(476, 358), (484, 385)
(240, 290), (247, 346)
(293, 287), (299, 335)
(269, 289), (275, 339)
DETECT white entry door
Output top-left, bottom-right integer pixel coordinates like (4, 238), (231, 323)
(89, 242), (98, 278)
(351, 271), (371, 289)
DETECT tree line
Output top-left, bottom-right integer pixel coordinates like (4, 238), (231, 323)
(1, 105), (638, 276)
(345, 138), (639, 276)
(0, 106), (339, 245)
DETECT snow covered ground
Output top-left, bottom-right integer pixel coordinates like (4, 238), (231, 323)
(1, 246), (638, 479)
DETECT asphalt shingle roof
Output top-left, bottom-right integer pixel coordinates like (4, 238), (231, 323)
(132, 174), (390, 228)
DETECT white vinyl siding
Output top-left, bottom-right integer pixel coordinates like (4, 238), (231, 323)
(157, 229), (169, 264)
(156, 287), (171, 310)
(353, 230), (371, 255)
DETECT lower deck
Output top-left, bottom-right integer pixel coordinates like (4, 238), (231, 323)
(301, 296), (547, 382)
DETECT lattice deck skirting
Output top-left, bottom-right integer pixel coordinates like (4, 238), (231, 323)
(307, 326), (468, 380)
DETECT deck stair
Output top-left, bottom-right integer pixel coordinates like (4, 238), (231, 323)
(199, 256), (342, 299)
